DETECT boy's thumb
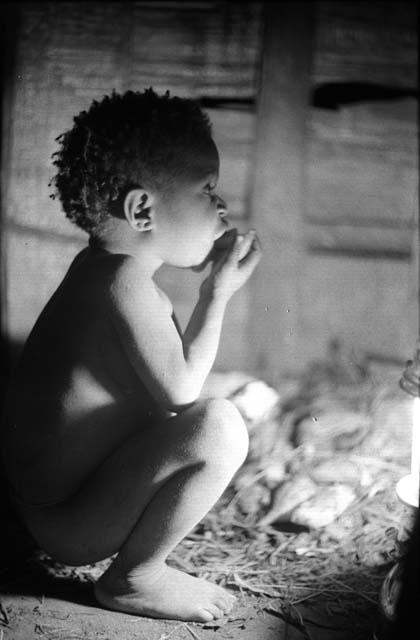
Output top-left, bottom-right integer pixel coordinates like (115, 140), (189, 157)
(227, 233), (244, 263)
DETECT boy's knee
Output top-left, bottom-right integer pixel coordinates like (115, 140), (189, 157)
(195, 397), (249, 468)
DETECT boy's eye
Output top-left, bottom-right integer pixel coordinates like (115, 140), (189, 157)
(204, 184), (216, 195)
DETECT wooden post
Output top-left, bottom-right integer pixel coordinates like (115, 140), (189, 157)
(0, 4), (20, 392)
(248, 1), (315, 383)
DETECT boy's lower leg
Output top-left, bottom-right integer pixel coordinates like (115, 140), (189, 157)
(95, 398), (249, 622)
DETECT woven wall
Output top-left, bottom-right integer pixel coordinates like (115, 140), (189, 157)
(1, 1), (419, 378)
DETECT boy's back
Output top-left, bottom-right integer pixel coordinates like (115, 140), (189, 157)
(2, 248), (165, 506)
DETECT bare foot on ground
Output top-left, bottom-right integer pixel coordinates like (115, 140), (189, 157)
(94, 564), (236, 622)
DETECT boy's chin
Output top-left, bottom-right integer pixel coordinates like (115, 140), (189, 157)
(170, 245), (214, 271)
(190, 247), (214, 272)
(191, 258), (209, 273)
(169, 253), (209, 271)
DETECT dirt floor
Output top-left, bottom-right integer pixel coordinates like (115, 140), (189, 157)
(0, 560), (390, 640)
(0, 586), (291, 640)
(0, 481), (394, 640)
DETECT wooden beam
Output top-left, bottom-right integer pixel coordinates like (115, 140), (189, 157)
(248, 2), (315, 383)
(313, 1), (418, 89)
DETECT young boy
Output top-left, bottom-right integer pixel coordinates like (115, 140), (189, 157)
(1, 89), (261, 622)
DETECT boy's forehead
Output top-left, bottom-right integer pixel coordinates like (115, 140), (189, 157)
(179, 138), (219, 180)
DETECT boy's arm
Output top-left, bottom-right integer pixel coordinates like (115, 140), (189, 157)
(109, 231), (261, 412)
(180, 288), (228, 393)
(109, 267), (194, 412)
(182, 229), (261, 388)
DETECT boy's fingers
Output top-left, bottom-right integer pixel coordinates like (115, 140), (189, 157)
(223, 230), (260, 272)
(225, 235), (243, 266)
(241, 230), (257, 254)
(233, 230), (258, 263)
(239, 235), (262, 271)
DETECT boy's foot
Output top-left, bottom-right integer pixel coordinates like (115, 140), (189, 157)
(94, 564), (237, 622)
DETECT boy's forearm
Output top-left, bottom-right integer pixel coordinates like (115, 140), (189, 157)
(182, 288), (228, 391)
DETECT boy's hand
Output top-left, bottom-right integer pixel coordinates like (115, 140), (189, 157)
(200, 228), (262, 301)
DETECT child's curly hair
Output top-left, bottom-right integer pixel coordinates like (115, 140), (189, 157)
(50, 88), (213, 234)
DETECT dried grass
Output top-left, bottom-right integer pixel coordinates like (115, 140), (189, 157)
(32, 459), (406, 636)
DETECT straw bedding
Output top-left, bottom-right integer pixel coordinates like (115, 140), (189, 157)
(31, 356), (416, 637)
(32, 462), (406, 634)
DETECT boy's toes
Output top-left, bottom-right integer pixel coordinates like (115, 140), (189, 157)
(201, 604), (224, 619)
(214, 597), (235, 614)
(197, 606), (218, 622)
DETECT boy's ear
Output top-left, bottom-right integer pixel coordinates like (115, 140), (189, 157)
(124, 188), (154, 232)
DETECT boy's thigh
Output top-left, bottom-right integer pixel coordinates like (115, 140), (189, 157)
(16, 400), (216, 565)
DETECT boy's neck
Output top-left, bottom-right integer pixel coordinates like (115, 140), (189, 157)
(89, 230), (162, 276)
